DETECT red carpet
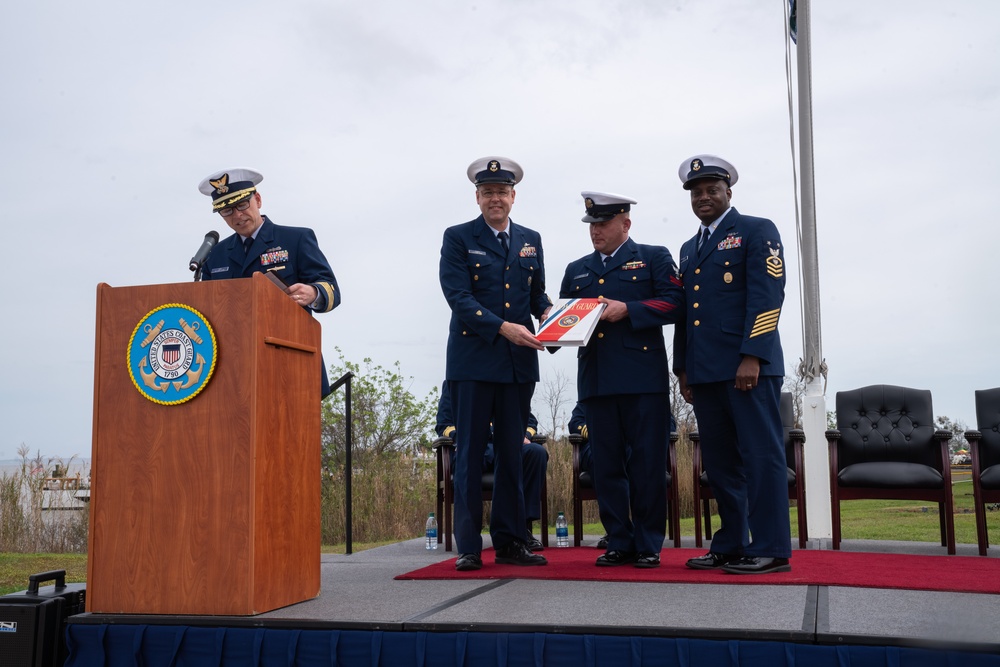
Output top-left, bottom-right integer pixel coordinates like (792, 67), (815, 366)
(395, 547), (1000, 595)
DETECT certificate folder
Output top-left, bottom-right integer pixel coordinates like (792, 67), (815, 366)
(537, 298), (606, 347)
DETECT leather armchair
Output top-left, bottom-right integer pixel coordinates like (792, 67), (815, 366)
(964, 387), (1000, 556)
(827, 384), (955, 554)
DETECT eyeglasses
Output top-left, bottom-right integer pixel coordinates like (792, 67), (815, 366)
(218, 200), (252, 217)
(478, 188), (512, 200)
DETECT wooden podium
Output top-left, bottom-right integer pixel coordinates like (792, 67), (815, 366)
(87, 273), (322, 615)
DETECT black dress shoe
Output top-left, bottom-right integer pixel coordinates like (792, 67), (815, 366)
(596, 550), (637, 566)
(525, 536), (544, 552)
(685, 552), (740, 570)
(596, 535), (609, 549)
(634, 553), (660, 568)
(721, 556), (791, 575)
(495, 541), (548, 566)
(455, 553), (482, 571)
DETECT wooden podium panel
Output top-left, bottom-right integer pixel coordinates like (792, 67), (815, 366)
(88, 273), (321, 615)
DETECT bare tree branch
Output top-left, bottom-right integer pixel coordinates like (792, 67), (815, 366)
(537, 369), (572, 437)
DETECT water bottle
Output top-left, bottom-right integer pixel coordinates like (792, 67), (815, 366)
(425, 512), (438, 550)
(556, 512), (569, 547)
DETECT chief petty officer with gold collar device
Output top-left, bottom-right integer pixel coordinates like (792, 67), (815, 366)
(672, 155), (791, 575)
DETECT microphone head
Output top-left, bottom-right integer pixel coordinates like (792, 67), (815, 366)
(190, 231), (222, 272)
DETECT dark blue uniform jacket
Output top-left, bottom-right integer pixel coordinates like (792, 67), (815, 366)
(439, 215), (550, 384)
(559, 238), (684, 400)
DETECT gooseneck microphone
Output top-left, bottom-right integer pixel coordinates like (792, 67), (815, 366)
(189, 231), (220, 272)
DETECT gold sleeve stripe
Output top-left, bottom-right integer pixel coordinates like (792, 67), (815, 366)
(316, 282), (336, 312)
(526, 427), (536, 436)
(749, 308), (781, 338)
(443, 426), (456, 438)
(581, 425), (589, 439)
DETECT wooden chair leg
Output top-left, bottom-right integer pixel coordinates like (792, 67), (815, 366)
(796, 484), (808, 549)
(573, 482), (583, 547)
(831, 494), (841, 551)
(669, 491), (681, 549)
(540, 474), (549, 548)
(444, 485), (453, 553)
(943, 495), (956, 556)
(938, 501), (947, 548)
(693, 477), (703, 549)
(973, 484), (989, 557)
(703, 498), (712, 543)
(436, 487), (444, 547)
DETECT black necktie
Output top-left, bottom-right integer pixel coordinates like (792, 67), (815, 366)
(603, 255), (611, 268)
(498, 231), (509, 255)
(698, 227), (711, 253)
(243, 236), (254, 255)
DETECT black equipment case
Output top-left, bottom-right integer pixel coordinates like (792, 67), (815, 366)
(0, 570), (86, 667)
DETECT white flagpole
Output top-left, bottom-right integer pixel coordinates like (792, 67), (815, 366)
(794, 0), (832, 539)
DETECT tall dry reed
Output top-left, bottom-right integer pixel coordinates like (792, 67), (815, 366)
(0, 448), (89, 553)
(318, 433), (704, 546)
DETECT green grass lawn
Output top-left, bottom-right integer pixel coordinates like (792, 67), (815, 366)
(643, 480), (999, 545)
(810, 480), (999, 544)
(0, 553), (88, 596)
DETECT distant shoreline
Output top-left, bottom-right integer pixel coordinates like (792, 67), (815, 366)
(0, 459), (91, 476)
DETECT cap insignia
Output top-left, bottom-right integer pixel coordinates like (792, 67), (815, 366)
(209, 173), (230, 195)
(691, 159), (702, 172)
(585, 198), (594, 209)
(489, 160), (499, 172)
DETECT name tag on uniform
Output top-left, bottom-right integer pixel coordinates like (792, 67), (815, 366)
(210, 266), (230, 274)
(468, 249), (486, 256)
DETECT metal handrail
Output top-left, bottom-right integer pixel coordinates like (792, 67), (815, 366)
(329, 372), (355, 554)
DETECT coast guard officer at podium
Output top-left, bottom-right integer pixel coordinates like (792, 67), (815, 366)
(198, 167), (341, 397)
(559, 192), (684, 568)
(672, 155), (791, 575)
(439, 156), (552, 571)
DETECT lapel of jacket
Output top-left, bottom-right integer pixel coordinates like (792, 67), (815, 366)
(585, 251), (605, 278)
(681, 235), (698, 274)
(602, 238), (636, 275)
(227, 233), (246, 269)
(508, 221), (529, 260)
(695, 209), (738, 269)
(240, 217), (275, 273)
(474, 215), (507, 258)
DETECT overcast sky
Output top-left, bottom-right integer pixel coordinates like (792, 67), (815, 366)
(2, 1), (997, 461)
